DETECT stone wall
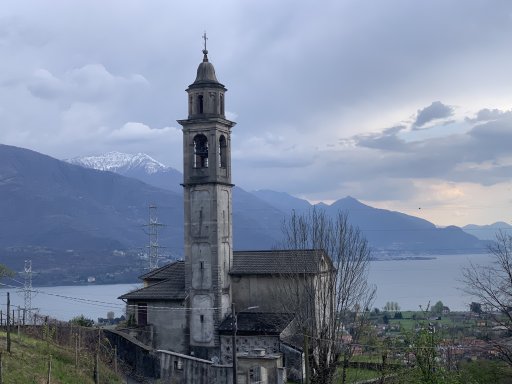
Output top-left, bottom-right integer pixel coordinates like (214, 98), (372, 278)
(231, 275), (313, 313)
(148, 300), (187, 352)
(124, 300), (188, 353)
(105, 329), (160, 380)
(157, 350), (232, 384)
(280, 342), (304, 383)
(220, 334), (280, 364)
(237, 351), (286, 384)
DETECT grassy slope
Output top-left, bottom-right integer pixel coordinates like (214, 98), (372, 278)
(0, 331), (122, 384)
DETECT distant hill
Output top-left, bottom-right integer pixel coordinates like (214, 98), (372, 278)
(0, 145), (489, 285)
(325, 197), (485, 254)
(462, 222), (512, 241)
(66, 151), (488, 256)
(252, 189), (312, 214)
(65, 152), (283, 251)
(0, 144), (185, 285)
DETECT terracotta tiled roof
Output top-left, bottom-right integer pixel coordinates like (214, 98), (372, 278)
(218, 312), (295, 335)
(231, 249), (330, 275)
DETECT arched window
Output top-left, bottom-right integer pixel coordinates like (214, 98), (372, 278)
(198, 95), (204, 114)
(188, 95), (193, 115)
(193, 134), (208, 168)
(220, 94), (224, 115)
(219, 135), (227, 168)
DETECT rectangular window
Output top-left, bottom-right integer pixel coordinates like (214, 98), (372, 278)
(137, 303), (148, 326)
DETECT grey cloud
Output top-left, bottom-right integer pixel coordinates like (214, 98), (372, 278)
(414, 101), (454, 128)
(27, 65), (148, 102)
(466, 108), (512, 123)
(27, 69), (63, 99)
(259, 113), (512, 201)
(354, 125), (408, 152)
(467, 117), (512, 158)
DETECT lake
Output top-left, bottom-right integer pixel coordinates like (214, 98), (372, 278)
(0, 283), (142, 322)
(0, 253), (494, 321)
(369, 253), (493, 312)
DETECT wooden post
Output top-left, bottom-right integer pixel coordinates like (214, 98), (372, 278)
(114, 346), (118, 374)
(6, 293), (11, 353)
(96, 328), (101, 383)
(0, 309), (3, 326)
(75, 334), (78, 370)
(16, 307), (20, 341)
(94, 353), (100, 384)
(47, 354), (52, 384)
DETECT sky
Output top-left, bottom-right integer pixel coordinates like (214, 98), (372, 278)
(1, 0), (512, 227)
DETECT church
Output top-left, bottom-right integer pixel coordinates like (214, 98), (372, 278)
(119, 44), (333, 384)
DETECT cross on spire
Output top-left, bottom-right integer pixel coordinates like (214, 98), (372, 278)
(202, 32), (208, 52)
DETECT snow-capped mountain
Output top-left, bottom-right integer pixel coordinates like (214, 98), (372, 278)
(65, 152), (183, 192)
(67, 152), (167, 174)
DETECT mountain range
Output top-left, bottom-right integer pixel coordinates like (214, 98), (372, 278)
(0, 144), (492, 285)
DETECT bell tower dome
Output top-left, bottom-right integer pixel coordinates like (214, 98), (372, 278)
(178, 39), (235, 359)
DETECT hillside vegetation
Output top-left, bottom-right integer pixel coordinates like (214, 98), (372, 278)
(0, 330), (122, 384)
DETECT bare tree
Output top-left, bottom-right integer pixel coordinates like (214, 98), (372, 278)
(276, 209), (376, 384)
(462, 231), (512, 366)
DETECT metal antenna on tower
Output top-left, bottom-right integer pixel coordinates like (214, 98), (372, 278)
(24, 259), (32, 321)
(144, 204), (166, 270)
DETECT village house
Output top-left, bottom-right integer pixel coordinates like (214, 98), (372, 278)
(118, 43), (334, 384)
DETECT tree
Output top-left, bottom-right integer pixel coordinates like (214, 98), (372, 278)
(70, 315), (94, 327)
(469, 301), (482, 314)
(384, 301), (400, 312)
(276, 209), (376, 384)
(462, 231), (512, 366)
(0, 264), (14, 281)
(431, 301), (444, 316)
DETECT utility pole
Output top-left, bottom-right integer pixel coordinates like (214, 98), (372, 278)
(6, 293), (11, 353)
(23, 260), (32, 323)
(143, 204), (166, 270)
(232, 303), (237, 384)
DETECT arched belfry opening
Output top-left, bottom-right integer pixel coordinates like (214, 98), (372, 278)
(193, 134), (208, 168)
(198, 94), (204, 114)
(219, 135), (227, 168)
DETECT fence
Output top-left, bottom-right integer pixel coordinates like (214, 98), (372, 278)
(0, 309), (127, 383)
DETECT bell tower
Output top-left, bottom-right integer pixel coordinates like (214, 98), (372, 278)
(178, 40), (235, 359)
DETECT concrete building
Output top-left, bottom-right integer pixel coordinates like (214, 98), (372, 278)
(119, 45), (333, 383)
